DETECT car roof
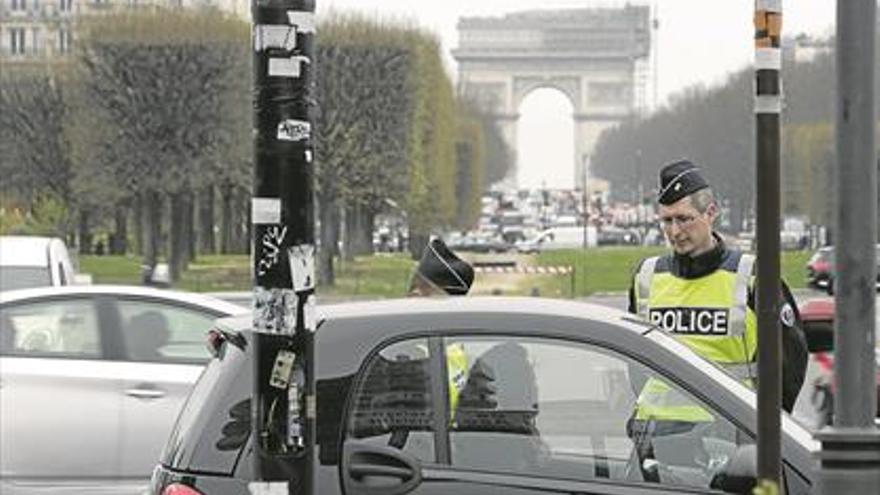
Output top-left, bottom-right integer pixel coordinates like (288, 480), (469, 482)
(216, 296), (650, 334)
(0, 284), (248, 315)
(0, 235), (57, 266)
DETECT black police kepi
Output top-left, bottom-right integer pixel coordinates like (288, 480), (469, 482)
(408, 238), (474, 297)
(657, 159), (710, 206)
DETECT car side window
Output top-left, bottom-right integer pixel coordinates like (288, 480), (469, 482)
(117, 300), (217, 363)
(446, 336), (755, 492)
(0, 299), (101, 357)
(346, 338), (436, 462)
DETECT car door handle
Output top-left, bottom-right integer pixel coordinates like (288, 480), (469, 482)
(343, 441), (422, 493)
(125, 386), (166, 399)
(349, 463), (414, 481)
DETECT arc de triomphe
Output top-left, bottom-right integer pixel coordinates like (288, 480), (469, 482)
(452, 6), (651, 188)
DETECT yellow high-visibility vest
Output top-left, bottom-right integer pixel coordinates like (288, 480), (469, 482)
(633, 253), (757, 422)
(447, 343), (468, 413)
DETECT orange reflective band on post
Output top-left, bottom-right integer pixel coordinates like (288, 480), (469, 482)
(754, 10), (782, 49)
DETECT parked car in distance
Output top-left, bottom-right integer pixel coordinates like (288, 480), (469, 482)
(0, 285), (247, 495)
(805, 246), (833, 290)
(447, 232), (510, 254)
(0, 235), (79, 292)
(151, 298), (816, 495)
(824, 244), (880, 294)
(799, 296), (880, 428)
(515, 226), (597, 253)
(596, 227), (641, 246)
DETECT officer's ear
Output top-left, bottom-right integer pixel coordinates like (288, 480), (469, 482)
(704, 201), (719, 224)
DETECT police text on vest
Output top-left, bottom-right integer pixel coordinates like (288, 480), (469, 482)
(648, 307), (730, 335)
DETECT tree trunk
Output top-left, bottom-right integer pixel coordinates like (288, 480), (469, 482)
(233, 186), (252, 255)
(78, 208), (93, 255)
(143, 189), (162, 271)
(243, 189), (252, 254)
(132, 195), (143, 255)
(330, 203), (341, 258)
(362, 209), (375, 256)
(199, 186), (216, 255)
(343, 205), (356, 261)
(408, 225), (428, 260)
(220, 182), (234, 254)
(169, 192), (191, 282)
(317, 194), (336, 286)
(111, 201), (128, 255)
(185, 191), (195, 267)
(344, 203), (373, 259)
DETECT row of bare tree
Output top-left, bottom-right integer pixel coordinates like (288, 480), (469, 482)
(591, 35), (879, 235)
(0, 10), (511, 284)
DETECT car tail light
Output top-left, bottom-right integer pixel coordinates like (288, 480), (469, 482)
(207, 328), (226, 357)
(162, 484), (204, 495)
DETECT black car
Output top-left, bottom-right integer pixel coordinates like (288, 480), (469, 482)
(151, 298), (816, 495)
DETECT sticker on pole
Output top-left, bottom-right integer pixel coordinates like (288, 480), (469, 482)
(289, 244), (315, 293)
(252, 198), (281, 224)
(270, 350), (296, 389)
(253, 287), (297, 334)
(303, 293), (317, 331)
(277, 119), (311, 142)
(287, 11), (316, 33)
(254, 25), (297, 51)
(268, 56), (310, 78)
(257, 226), (287, 276)
(248, 482), (288, 495)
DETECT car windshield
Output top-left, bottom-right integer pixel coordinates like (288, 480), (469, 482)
(0, 267), (51, 291)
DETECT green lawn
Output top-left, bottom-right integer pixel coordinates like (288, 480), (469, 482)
(78, 248), (813, 297)
(529, 247), (813, 297)
(78, 253), (416, 297)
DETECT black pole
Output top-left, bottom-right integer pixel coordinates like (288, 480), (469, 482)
(251, 1), (316, 494)
(816, 1), (880, 492)
(753, 1), (782, 489)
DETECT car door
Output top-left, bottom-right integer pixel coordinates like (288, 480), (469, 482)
(111, 297), (222, 478)
(339, 332), (778, 495)
(0, 296), (120, 481)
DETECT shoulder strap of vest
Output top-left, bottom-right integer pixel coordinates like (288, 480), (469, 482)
(636, 256), (660, 317)
(729, 253), (755, 338)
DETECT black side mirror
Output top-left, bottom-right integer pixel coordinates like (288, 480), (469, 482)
(710, 444), (756, 494)
(804, 319), (834, 353)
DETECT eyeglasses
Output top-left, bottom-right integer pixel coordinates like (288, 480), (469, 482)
(659, 214), (698, 228)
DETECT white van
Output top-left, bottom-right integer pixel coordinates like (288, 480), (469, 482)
(0, 236), (77, 292)
(516, 226), (597, 253)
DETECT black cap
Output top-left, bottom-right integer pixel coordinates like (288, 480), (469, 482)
(657, 159), (710, 205)
(413, 238), (474, 296)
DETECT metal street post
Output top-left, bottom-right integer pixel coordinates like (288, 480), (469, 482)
(251, 1), (317, 494)
(582, 154), (589, 250)
(816, 0), (880, 492)
(581, 154), (589, 296)
(753, 1), (783, 489)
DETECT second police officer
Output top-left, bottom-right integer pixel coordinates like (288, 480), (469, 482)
(627, 159), (808, 475)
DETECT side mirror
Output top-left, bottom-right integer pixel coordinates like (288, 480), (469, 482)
(803, 319), (834, 353)
(710, 444), (756, 494)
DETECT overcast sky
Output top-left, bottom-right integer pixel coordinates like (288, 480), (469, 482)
(319, 1), (837, 189)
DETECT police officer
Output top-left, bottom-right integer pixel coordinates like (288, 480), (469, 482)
(407, 238), (474, 411)
(629, 159), (807, 414)
(626, 159), (808, 480)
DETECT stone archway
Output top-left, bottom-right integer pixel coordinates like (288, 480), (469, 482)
(453, 5), (651, 188)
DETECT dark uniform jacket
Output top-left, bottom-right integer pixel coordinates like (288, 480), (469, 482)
(628, 235), (808, 412)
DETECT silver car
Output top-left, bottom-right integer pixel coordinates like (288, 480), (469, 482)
(0, 285), (247, 494)
(0, 236), (78, 291)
